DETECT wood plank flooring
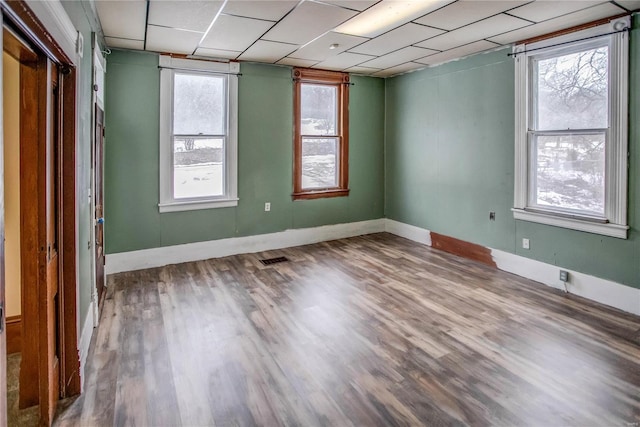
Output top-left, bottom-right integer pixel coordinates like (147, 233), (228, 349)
(55, 233), (640, 426)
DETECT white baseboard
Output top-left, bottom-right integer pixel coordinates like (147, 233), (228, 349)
(105, 219), (386, 274)
(385, 219), (432, 246)
(79, 302), (95, 392)
(385, 219), (640, 316)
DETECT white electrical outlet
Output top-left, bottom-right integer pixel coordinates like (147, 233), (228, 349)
(265, 202), (271, 212)
(522, 238), (530, 249)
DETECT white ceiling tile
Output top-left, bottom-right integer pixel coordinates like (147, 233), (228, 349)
(335, 0), (453, 37)
(145, 25), (203, 54)
(276, 57), (320, 67)
(200, 15), (273, 51)
(615, 0), (640, 11)
(508, 1), (606, 23)
(414, 40), (500, 65)
(344, 65), (382, 74)
(416, 14), (531, 50)
(105, 37), (145, 50)
(359, 46), (437, 69)
(223, 0), (298, 21)
(194, 47), (242, 60)
(262, 1), (357, 45)
(238, 40), (298, 62)
(148, 1), (224, 32)
(372, 62), (425, 77)
(349, 23), (444, 56)
(488, 3), (627, 45)
(289, 32), (368, 61)
(321, 0), (379, 11)
(95, 0), (147, 40)
(312, 52), (375, 70)
(414, 0), (530, 30)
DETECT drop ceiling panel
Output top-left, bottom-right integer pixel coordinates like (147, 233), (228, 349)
(262, 2), (357, 45)
(194, 47), (242, 60)
(488, 3), (626, 45)
(416, 14), (531, 51)
(335, 0), (452, 37)
(238, 40), (297, 62)
(413, 0), (530, 30)
(415, 40), (499, 66)
(276, 57), (319, 67)
(321, 0), (379, 11)
(222, 0), (298, 21)
(148, 1), (224, 32)
(345, 65), (382, 74)
(312, 52), (375, 70)
(349, 23), (444, 56)
(508, 1), (606, 23)
(615, 0), (640, 10)
(373, 62), (425, 77)
(289, 32), (368, 61)
(200, 15), (273, 51)
(105, 37), (145, 51)
(146, 26), (203, 54)
(95, 0), (147, 40)
(359, 46), (437, 69)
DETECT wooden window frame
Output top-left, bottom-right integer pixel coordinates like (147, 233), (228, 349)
(293, 68), (349, 200)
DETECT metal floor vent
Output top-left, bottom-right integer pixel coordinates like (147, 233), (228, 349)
(260, 256), (289, 266)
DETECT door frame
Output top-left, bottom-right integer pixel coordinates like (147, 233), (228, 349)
(1, 0), (81, 422)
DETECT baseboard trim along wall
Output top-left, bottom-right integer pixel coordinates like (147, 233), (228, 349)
(103, 218), (639, 316)
(105, 219), (387, 275)
(79, 303), (95, 391)
(385, 219), (640, 316)
(6, 315), (21, 354)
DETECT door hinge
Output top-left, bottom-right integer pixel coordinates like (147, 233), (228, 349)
(0, 304), (4, 333)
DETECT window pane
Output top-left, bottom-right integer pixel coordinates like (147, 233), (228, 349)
(532, 133), (605, 215)
(174, 73), (225, 135)
(301, 84), (337, 136)
(173, 137), (224, 199)
(301, 137), (338, 189)
(536, 46), (608, 130)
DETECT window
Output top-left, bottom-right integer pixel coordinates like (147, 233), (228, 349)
(293, 68), (349, 200)
(159, 56), (239, 212)
(512, 17), (629, 238)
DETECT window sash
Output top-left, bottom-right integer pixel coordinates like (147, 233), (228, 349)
(512, 17), (629, 238)
(158, 57), (239, 212)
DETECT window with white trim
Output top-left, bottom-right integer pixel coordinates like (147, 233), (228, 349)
(159, 56), (239, 213)
(512, 17), (630, 238)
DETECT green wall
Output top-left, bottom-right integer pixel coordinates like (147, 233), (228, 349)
(104, 51), (385, 253)
(61, 1), (103, 330)
(385, 16), (640, 289)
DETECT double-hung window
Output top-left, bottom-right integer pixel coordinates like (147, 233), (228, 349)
(159, 56), (239, 212)
(512, 17), (630, 238)
(293, 68), (349, 200)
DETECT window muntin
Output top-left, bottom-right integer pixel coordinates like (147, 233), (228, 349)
(293, 68), (349, 200)
(159, 56), (238, 212)
(512, 17), (629, 238)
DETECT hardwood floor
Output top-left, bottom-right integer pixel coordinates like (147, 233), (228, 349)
(55, 233), (640, 426)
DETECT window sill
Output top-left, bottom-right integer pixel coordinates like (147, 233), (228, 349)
(511, 208), (628, 239)
(159, 198), (239, 213)
(292, 189), (349, 200)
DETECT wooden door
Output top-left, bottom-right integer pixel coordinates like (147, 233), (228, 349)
(0, 10), (8, 425)
(39, 58), (61, 425)
(94, 106), (105, 306)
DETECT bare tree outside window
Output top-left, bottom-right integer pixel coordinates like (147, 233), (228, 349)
(532, 45), (608, 215)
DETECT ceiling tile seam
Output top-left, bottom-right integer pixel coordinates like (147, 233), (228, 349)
(147, 24), (204, 34)
(234, 0), (306, 62)
(218, 12), (277, 24)
(310, 0), (382, 13)
(143, 0), (150, 51)
(416, 12), (533, 42)
(611, 0), (638, 12)
(286, 32), (372, 62)
(501, 12), (539, 25)
(105, 36), (145, 42)
(343, 45), (440, 65)
(193, 0), (230, 56)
